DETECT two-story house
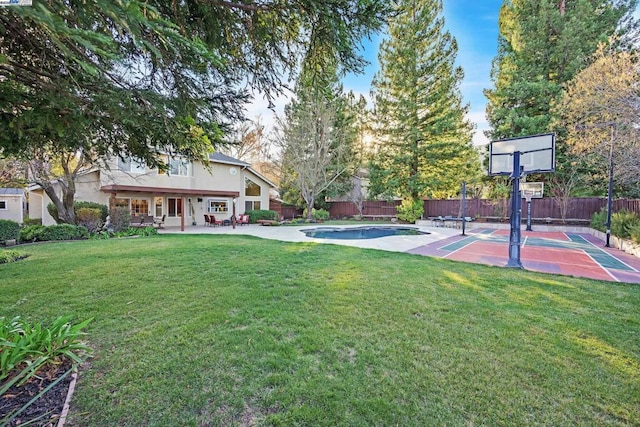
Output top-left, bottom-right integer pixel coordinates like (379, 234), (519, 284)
(28, 152), (275, 230)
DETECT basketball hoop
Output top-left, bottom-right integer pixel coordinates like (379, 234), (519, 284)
(523, 190), (534, 203)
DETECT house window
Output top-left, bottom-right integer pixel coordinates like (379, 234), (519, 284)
(245, 178), (261, 196)
(0, 200), (6, 210)
(118, 157), (146, 173)
(208, 199), (228, 213)
(114, 198), (130, 210)
(245, 201), (261, 211)
(131, 199), (149, 215)
(168, 157), (192, 177)
(154, 197), (163, 217)
(168, 198), (183, 217)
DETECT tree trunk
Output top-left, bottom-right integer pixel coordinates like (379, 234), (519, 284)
(41, 178), (76, 224)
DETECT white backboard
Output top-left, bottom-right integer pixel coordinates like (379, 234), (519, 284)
(520, 182), (544, 198)
(489, 133), (555, 176)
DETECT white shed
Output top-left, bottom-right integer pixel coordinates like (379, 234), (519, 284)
(0, 188), (26, 224)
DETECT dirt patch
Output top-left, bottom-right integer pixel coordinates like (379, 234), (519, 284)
(0, 361), (73, 426)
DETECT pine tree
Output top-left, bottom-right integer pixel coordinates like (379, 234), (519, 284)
(369, 0), (479, 210)
(485, 0), (637, 140)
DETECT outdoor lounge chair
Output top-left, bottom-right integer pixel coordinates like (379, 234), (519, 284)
(238, 214), (249, 226)
(209, 214), (222, 227)
(204, 214), (211, 227)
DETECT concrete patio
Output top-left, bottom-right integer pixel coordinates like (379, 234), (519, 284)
(158, 223), (462, 253)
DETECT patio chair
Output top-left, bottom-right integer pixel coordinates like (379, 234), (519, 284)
(209, 214), (222, 227)
(154, 215), (166, 229)
(238, 214), (250, 226)
(204, 214), (211, 227)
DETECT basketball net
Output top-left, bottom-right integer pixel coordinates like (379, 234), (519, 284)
(523, 190), (534, 202)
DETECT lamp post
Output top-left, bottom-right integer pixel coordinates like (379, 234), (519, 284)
(605, 124), (615, 247)
(576, 121), (615, 248)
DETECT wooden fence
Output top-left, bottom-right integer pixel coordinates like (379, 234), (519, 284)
(272, 198), (640, 221)
(425, 197), (640, 221)
(315, 198), (640, 221)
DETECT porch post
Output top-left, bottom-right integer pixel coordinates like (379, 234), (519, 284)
(181, 197), (185, 232)
(232, 197), (237, 229)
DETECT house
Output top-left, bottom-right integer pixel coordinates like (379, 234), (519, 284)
(28, 152), (275, 230)
(0, 188), (26, 223)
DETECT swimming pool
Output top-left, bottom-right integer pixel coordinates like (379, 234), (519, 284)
(302, 226), (429, 240)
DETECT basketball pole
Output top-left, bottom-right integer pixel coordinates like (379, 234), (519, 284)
(461, 181), (467, 236)
(525, 192), (533, 231)
(507, 151), (524, 269)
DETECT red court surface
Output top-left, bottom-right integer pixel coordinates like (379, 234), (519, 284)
(408, 229), (640, 284)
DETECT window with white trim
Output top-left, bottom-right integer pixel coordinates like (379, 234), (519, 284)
(131, 199), (149, 215)
(0, 200), (7, 210)
(168, 198), (183, 217)
(168, 157), (192, 177)
(245, 178), (261, 196)
(245, 201), (261, 211)
(208, 199), (228, 213)
(118, 157), (146, 173)
(114, 198), (130, 210)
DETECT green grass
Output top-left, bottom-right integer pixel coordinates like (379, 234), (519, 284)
(1, 235), (639, 426)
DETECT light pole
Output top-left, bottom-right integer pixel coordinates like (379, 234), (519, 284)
(605, 124), (615, 247)
(576, 121), (615, 248)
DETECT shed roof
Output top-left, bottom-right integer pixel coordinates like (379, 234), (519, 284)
(0, 188), (25, 196)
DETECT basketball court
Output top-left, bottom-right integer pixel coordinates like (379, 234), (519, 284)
(408, 228), (640, 284)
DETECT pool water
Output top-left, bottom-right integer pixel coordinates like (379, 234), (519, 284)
(302, 226), (429, 240)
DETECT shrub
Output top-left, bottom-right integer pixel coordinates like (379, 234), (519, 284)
(396, 198), (423, 223)
(0, 249), (25, 264)
(39, 224), (88, 241)
(74, 201), (108, 222)
(19, 225), (46, 242)
(245, 209), (278, 223)
(629, 223), (640, 243)
(76, 207), (103, 233)
(22, 216), (42, 227)
(302, 208), (330, 221)
(313, 208), (330, 221)
(0, 219), (20, 242)
(611, 209), (640, 240)
(109, 206), (131, 232)
(590, 208), (607, 232)
(0, 316), (92, 388)
(47, 201), (109, 225)
(114, 226), (158, 237)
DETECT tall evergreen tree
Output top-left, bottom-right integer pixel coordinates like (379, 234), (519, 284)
(485, 0), (637, 140)
(369, 0), (479, 211)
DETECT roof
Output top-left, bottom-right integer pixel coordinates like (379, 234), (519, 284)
(100, 185), (239, 198)
(0, 188), (25, 196)
(209, 152), (250, 167)
(208, 152), (277, 189)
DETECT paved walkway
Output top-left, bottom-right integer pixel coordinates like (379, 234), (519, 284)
(159, 223), (640, 284)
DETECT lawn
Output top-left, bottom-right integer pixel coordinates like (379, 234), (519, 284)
(1, 235), (639, 426)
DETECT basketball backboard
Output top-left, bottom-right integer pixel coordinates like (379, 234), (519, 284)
(488, 133), (555, 176)
(520, 182), (544, 198)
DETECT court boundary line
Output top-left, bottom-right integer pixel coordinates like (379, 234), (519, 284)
(580, 249), (619, 282)
(571, 234), (638, 272)
(440, 237), (478, 259)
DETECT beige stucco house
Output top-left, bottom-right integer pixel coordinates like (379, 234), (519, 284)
(0, 188), (26, 223)
(28, 152), (275, 230)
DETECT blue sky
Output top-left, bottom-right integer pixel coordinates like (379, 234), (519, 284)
(341, 0), (503, 146)
(246, 1), (503, 146)
(247, 1), (639, 146)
